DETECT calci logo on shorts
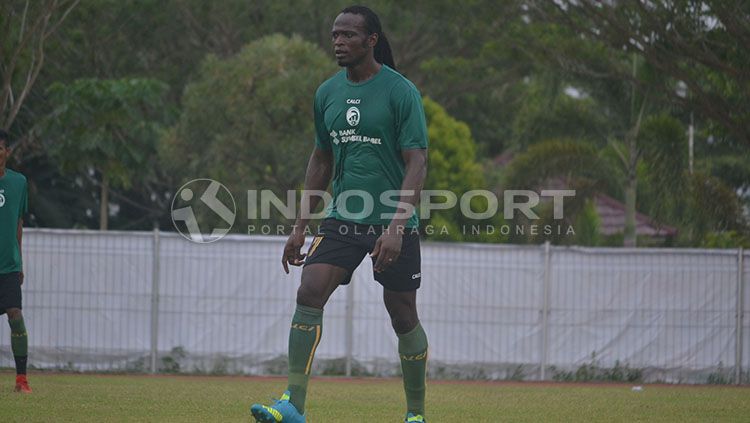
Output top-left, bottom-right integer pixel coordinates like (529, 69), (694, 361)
(346, 106), (360, 126)
(171, 179), (236, 243)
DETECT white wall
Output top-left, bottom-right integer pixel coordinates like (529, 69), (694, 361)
(0, 229), (746, 383)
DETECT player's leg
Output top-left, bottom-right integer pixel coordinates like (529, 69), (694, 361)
(252, 222), (366, 422)
(7, 308), (31, 393)
(251, 263), (348, 423)
(374, 232), (427, 421)
(1, 272), (30, 393)
(384, 289), (427, 421)
(286, 263), (349, 413)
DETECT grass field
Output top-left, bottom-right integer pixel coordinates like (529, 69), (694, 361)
(0, 373), (748, 422)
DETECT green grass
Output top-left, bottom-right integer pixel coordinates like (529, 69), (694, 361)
(0, 373), (748, 422)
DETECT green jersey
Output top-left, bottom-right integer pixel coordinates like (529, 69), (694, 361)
(0, 169), (28, 274)
(314, 65), (428, 227)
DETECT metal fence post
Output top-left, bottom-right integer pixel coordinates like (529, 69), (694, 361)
(736, 247), (745, 385)
(150, 228), (161, 374)
(540, 241), (552, 380)
(345, 279), (354, 377)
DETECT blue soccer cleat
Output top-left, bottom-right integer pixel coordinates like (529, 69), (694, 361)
(405, 412), (425, 422)
(250, 391), (306, 423)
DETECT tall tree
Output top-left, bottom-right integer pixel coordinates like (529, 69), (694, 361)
(0, 0), (79, 136)
(45, 78), (169, 230)
(421, 97), (500, 242)
(528, 0), (750, 147)
(162, 34), (335, 230)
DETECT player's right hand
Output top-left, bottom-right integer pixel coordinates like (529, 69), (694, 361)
(282, 229), (307, 274)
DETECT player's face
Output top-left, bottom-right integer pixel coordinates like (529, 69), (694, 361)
(331, 13), (377, 67)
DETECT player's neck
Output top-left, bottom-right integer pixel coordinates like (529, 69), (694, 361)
(346, 58), (381, 83)
(0, 165), (5, 178)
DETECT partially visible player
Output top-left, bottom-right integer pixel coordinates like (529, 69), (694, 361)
(0, 129), (31, 393)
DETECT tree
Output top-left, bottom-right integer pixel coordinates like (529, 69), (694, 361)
(418, 1), (530, 155)
(0, 0), (79, 136)
(503, 139), (614, 244)
(528, 1), (750, 147)
(522, 1), (750, 246)
(421, 97), (501, 242)
(45, 78), (169, 230)
(501, 59), (645, 246)
(684, 172), (748, 245)
(161, 34), (335, 230)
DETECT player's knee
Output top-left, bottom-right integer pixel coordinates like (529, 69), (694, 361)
(6, 308), (22, 320)
(391, 315), (418, 334)
(296, 284), (325, 309)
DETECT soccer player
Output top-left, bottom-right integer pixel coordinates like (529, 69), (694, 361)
(250, 5), (429, 423)
(0, 129), (31, 393)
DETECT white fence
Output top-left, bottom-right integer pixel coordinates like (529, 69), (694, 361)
(0, 228), (747, 384)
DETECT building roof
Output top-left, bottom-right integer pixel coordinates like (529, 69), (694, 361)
(595, 194), (678, 237)
(492, 151), (679, 238)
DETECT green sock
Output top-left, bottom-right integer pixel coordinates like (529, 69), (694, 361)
(398, 322), (428, 417)
(9, 317), (28, 374)
(287, 304), (323, 414)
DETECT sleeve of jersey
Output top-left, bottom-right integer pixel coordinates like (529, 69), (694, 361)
(313, 89), (332, 151)
(395, 87), (428, 151)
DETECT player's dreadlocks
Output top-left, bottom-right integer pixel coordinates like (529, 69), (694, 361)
(341, 5), (396, 70)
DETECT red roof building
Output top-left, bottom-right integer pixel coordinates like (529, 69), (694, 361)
(594, 194), (678, 238)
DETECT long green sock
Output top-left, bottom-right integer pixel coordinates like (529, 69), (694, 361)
(398, 322), (428, 417)
(9, 317), (28, 375)
(287, 304), (323, 414)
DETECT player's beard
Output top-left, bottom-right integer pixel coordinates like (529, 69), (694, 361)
(337, 40), (370, 68)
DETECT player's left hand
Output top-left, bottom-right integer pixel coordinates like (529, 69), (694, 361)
(19, 271), (24, 285)
(371, 231), (403, 273)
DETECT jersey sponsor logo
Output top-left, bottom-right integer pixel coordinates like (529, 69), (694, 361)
(346, 98), (361, 104)
(346, 106), (360, 126)
(0, 192), (5, 208)
(330, 130), (340, 145)
(331, 128), (382, 145)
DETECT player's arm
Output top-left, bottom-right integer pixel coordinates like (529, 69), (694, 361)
(388, 149), (427, 230)
(296, 146), (334, 229)
(17, 218), (24, 285)
(282, 146), (334, 273)
(372, 148), (427, 272)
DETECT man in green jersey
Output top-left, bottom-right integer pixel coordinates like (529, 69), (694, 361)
(0, 129), (32, 393)
(251, 6), (428, 423)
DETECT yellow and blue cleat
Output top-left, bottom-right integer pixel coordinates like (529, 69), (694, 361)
(250, 391), (306, 423)
(405, 412), (425, 422)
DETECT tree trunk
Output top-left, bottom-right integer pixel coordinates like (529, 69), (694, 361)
(623, 171), (637, 247)
(623, 122), (639, 247)
(623, 54), (643, 248)
(100, 173), (109, 231)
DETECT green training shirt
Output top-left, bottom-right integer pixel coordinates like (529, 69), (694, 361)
(0, 169), (28, 274)
(314, 65), (428, 228)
